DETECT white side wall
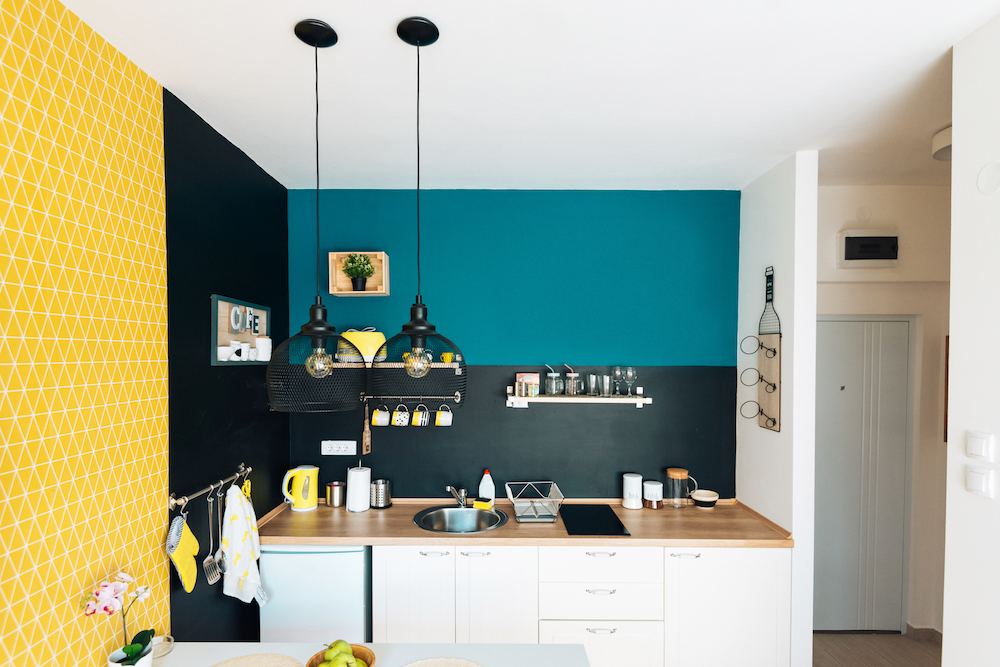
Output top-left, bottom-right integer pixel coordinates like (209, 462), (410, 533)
(817, 186), (950, 633)
(738, 151), (817, 667)
(944, 14), (1000, 666)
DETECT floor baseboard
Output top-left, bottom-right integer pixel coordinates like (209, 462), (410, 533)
(906, 624), (943, 644)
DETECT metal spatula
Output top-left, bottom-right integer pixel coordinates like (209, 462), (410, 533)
(214, 486), (226, 575)
(203, 495), (221, 585)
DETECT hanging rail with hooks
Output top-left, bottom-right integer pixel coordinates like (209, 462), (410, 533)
(168, 463), (251, 511)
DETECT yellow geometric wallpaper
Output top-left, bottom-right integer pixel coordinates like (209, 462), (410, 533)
(0, 1), (169, 665)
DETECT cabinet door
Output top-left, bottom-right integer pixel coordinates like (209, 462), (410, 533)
(540, 620), (664, 667)
(372, 546), (455, 643)
(665, 548), (791, 667)
(456, 546), (538, 643)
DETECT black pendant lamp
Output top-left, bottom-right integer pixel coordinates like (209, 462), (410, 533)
(369, 17), (466, 407)
(266, 19), (366, 413)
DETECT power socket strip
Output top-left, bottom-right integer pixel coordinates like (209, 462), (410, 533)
(321, 440), (357, 456)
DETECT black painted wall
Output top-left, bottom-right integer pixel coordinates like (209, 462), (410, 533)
(164, 89), (289, 641)
(290, 366), (736, 500)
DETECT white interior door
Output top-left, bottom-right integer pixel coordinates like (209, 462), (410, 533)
(814, 320), (908, 631)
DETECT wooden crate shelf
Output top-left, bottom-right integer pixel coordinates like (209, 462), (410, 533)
(329, 251), (389, 296)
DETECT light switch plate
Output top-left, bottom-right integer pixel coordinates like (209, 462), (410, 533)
(322, 440), (357, 456)
(966, 465), (994, 498)
(967, 430), (994, 462)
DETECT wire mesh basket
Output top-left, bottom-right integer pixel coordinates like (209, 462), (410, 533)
(505, 481), (564, 523)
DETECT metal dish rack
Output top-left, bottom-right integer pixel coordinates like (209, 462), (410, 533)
(505, 481), (564, 523)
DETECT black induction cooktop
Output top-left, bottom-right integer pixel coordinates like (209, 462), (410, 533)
(559, 504), (631, 536)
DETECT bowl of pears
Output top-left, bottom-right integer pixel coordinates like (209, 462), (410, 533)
(306, 640), (375, 667)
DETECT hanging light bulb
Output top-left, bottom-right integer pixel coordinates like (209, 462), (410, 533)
(263, 20), (367, 413)
(368, 17), (467, 405)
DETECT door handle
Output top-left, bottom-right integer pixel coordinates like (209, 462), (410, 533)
(585, 551), (616, 558)
(460, 552), (491, 557)
(669, 552), (701, 559)
(586, 628), (617, 634)
(419, 551), (450, 557)
(585, 589), (616, 595)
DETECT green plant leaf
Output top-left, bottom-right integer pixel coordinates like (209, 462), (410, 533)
(131, 628), (155, 649)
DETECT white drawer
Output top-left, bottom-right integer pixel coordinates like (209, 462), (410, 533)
(539, 620), (664, 667)
(539, 546), (663, 583)
(539, 582), (664, 620)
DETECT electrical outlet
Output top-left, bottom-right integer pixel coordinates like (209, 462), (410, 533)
(321, 440), (357, 456)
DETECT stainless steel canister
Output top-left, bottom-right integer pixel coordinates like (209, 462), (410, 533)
(326, 481), (346, 507)
(370, 479), (392, 509)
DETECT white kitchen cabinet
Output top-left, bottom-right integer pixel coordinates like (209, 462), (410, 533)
(664, 547), (791, 667)
(539, 545), (664, 666)
(539, 620), (664, 667)
(455, 546), (539, 644)
(372, 546), (455, 643)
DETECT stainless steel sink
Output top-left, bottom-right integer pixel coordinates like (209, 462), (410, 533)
(413, 506), (508, 534)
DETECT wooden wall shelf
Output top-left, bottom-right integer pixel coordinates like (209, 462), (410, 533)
(329, 251), (389, 296)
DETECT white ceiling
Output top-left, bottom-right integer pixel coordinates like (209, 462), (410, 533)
(59, 1), (1000, 190)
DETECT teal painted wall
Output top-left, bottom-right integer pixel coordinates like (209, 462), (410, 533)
(289, 190), (740, 366)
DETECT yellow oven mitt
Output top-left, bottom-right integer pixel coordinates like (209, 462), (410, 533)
(166, 514), (200, 593)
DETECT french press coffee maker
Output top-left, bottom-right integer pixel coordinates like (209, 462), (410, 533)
(665, 467), (698, 508)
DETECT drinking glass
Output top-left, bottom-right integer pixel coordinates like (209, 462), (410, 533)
(612, 366), (623, 396)
(624, 366), (637, 396)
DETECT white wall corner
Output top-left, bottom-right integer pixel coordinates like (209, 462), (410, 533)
(944, 11), (1000, 666)
(737, 150), (817, 667)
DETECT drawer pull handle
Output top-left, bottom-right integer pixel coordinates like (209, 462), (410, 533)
(585, 551), (616, 558)
(586, 628), (617, 634)
(419, 551), (450, 557)
(460, 551), (491, 557)
(669, 552), (701, 559)
(585, 588), (617, 595)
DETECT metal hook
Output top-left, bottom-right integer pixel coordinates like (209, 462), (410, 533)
(739, 368), (777, 393)
(740, 335), (777, 358)
(739, 400), (777, 428)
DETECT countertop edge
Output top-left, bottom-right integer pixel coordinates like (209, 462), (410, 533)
(258, 499), (795, 548)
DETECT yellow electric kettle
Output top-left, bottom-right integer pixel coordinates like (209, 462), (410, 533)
(282, 465), (319, 512)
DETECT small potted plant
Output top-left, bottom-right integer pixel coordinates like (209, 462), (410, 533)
(342, 253), (375, 291)
(81, 571), (156, 666)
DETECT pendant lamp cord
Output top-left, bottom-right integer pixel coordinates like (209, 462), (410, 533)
(314, 44), (322, 299)
(416, 44), (422, 299)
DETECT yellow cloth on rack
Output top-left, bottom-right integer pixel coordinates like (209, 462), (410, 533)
(166, 515), (200, 593)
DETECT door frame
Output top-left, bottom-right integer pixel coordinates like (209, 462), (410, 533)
(815, 314), (917, 633)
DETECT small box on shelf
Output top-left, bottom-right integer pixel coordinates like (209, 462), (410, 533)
(329, 251), (389, 296)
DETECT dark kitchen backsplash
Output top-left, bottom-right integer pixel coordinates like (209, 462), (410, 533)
(290, 365), (736, 499)
(164, 89), (289, 642)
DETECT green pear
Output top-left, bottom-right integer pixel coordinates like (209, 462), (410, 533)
(355, 659), (368, 667)
(327, 652), (356, 667)
(327, 640), (353, 656)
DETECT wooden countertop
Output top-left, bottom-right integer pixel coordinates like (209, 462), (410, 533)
(258, 498), (793, 548)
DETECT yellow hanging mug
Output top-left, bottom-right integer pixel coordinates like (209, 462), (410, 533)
(282, 465), (319, 512)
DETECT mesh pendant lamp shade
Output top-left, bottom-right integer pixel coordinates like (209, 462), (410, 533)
(265, 20), (366, 412)
(266, 299), (367, 412)
(370, 299), (467, 406)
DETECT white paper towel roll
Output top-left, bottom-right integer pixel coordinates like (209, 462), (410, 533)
(347, 465), (371, 513)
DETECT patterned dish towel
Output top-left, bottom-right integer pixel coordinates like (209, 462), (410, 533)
(222, 485), (268, 605)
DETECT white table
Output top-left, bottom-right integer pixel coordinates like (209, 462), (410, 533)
(156, 642), (590, 667)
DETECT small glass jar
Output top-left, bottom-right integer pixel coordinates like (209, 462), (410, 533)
(545, 373), (564, 395)
(565, 372), (582, 395)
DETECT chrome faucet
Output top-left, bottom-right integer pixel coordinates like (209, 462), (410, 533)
(445, 485), (467, 507)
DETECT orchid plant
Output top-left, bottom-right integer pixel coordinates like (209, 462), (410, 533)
(81, 571), (155, 665)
